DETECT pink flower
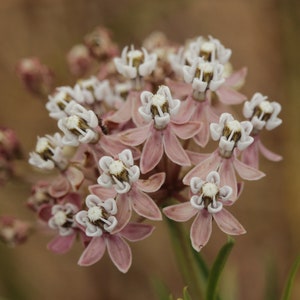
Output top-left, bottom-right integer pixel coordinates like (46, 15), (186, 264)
(119, 85), (201, 173)
(183, 113), (265, 200)
(241, 92), (282, 168)
(241, 135), (282, 169)
(0, 216), (31, 247)
(168, 34), (247, 105)
(75, 193), (154, 272)
(164, 171), (246, 251)
(94, 149), (163, 228)
(29, 133), (68, 170)
(67, 44), (92, 77)
(114, 45), (157, 90)
(38, 192), (82, 254)
(76, 195), (118, 236)
(77, 222), (154, 272)
(84, 26), (118, 61)
(169, 35), (232, 78)
(183, 57), (225, 100)
(243, 92), (282, 134)
(58, 103), (99, 146)
(16, 57), (53, 96)
(27, 181), (55, 211)
(0, 127), (22, 160)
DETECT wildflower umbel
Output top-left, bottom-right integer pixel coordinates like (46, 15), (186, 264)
(21, 28), (282, 273)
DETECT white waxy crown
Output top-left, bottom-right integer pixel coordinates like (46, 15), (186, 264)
(202, 182), (219, 198)
(227, 120), (241, 132)
(201, 41), (215, 53)
(53, 211), (67, 226)
(66, 115), (80, 130)
(152, 94), (166, 108)
(127, 49), (143, 61)
(200, 62), (213, 73)
(36, 137), (51, 153)
(87, 206), (103, 222)
(259, 101), (274, 114)
(109, 160), (125, 176)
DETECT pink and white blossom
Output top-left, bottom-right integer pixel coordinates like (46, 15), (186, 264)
(95, 149), (163, 224)
(98, 149), (140, 194)
(164, 171), (246, 251)
(38, 192), (82, 254)
(120, 85), (201, 173)
(75, 195), (118, 237)
(46, 86), (80, 120)
(58, 103), (99, 146)
(29, 133), (67, 170)
(77, 222), (154, 272)
(183, 57), (225, 100)
(243, 92), (282, 133)
(241, 93), (282, 168)
(210, 113), (253, 158)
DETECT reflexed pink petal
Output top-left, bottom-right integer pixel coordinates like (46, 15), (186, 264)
(237, 182), (244, 200)
(62, 192), (82, 209)
(120, 223), (155, 241)
(233, 157), (265, 180)
(112, 193), (132, 233)
(101, 135), (141, 159)
(78, 236), (106, 266)
(205, 104), (220, 123)
(224, 67), (247, 88)
(186, 150), (211, 165)
(165, 78), (191, 99)
(140, 128), (164, 174)
(130, 187), (162, 220)
(190, 210), (212, 251)
(163, 202), (197, 222)
(214, 208), (246, 235)
(38, 204), (52, 222)
(107, 95), (132, 123)
(216, 86), (247, 105)
(106, 235), (132, 273)
(120, 123), (151, 146)
(183, 151), (221, 185)
(65, 166), (84, 190)
(89, 184), (117, 199)
(47, 234), (76, 254)
(170, 121), (202, 139)
(49, 176), (70, 198)
(258, 140), (282, 162)
(241, 141), (259, 169)
(163, 128), (190, 166)
(193, 119), (210, 147)
(136, 172), (165, 193)
(219, 159), (237, 201)
(172, 94), (195, 124)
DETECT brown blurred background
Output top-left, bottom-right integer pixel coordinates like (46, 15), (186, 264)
(0, 0), (300, 299)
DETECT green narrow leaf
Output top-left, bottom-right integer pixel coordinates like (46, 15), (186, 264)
(206, 236), (235, 300)
(183, 286), (192, 300)
(280, 255), (300, 300)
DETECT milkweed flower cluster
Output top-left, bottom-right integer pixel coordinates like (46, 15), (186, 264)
(15, 28), (282, 273)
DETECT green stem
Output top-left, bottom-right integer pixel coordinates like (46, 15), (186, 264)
(166, 218), (207, 299)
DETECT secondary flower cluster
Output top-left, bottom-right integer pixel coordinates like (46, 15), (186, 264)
(20, 28), (282, 273)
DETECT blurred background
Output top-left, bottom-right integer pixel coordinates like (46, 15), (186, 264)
(0, 0), (299, 299)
